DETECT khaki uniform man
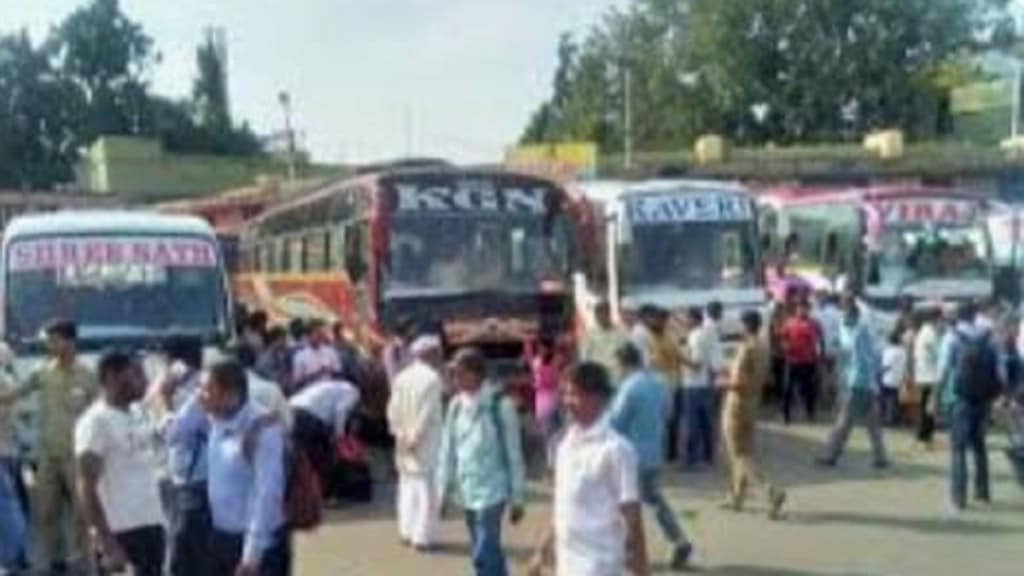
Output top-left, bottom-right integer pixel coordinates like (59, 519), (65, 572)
(1, 320), (98, 572)
(720, 311), (786, 518)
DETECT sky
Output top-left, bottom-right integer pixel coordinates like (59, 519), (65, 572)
(1, 0), (626, 164)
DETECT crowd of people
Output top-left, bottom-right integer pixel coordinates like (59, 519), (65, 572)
(0, 286), (1020, 576)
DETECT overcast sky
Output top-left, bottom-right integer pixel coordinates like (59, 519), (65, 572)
(1, 0), (626, 164)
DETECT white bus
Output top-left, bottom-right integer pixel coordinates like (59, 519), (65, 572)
(1, 211), (234, 449)
(574, 180), (766, 350)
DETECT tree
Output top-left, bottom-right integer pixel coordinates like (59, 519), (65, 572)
(523, 0), (1016, 151)
(192, 33), (230, 133)
(50, 0), (156, 144)
(0, 32), (79, 188)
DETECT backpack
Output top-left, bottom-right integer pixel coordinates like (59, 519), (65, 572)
(243, 415), (324, 531)
(953, 332), (1002, 405)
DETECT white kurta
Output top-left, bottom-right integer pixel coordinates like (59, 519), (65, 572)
(386, 360), (445, 546)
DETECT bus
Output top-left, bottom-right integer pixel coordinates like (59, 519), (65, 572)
(574, 179), (766, 353)
(760, 185), (996, 324)
(1, 211), (234, 448)
(236, 167), (590, 397)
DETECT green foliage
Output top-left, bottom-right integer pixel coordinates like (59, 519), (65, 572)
(0, 0), (263, 189)
(523, 0), (1017, 152)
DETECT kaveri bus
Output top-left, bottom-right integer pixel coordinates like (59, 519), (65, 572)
(574, 179), (766, 354)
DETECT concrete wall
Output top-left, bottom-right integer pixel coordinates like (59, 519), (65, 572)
(77, 136), (344, 201)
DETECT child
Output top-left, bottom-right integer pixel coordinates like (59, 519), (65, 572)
(881, 330), (908, 427)
(527, 336), (562, 469)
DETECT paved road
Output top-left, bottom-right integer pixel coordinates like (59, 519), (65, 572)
(295, 421), (1024, 576)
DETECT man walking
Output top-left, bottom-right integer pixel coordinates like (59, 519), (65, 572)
(609, 343), (692, 571)
(76, 351), (166, 576)
(202, 360), (291, 576)
(934, 302), (1002, 513)
(818, 300), (889, 468)
(0, 319), (96, 573)
(528, 363), (649, 576)
(720, 311), (786, 518)
(438, 348), (526, 576)
(386, 336), (446, 551)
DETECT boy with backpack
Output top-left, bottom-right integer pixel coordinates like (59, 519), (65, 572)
(934, 302), (1003, 514)
(437, 348), (526, 576)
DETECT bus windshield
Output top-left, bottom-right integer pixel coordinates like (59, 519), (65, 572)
(4, 235), (227, 347)
(384, 214), (571, 298)
(868, 223), (989, 288)
(621, 220), (760, 294)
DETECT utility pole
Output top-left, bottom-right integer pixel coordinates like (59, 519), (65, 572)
(404, 105), (413, 158)
(278, 90), (297, 181)
(623, 66), (634, 170)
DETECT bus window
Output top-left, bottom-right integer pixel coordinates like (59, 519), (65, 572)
(344, 224), (368, 282)
(305, 231), (328, 272)
(277, 238), (289, 273)
(289, 236), (304, 273)
(330, 228), (345, 272)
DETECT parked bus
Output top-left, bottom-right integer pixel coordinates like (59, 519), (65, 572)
(760, 185), (996, 325)
(1, 210), (234, 449)
(236, 167), (591, 398)
(574, 179), (766, 352)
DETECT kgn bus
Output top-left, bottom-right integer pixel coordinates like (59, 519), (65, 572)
(574, 179), (766, 354)
(236, 167), (591, 400)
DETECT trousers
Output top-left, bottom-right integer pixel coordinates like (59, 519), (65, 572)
(114, 525), (166, 576)
(208, 527), (292, 576)
(722, 408), (780, 505)
(464, 502), (508, 576)
(639, 470), (688, 546)
(168, 482), (210, 576)
(0, 457), (27, 569)
(682, 387), (715, 467)
(397, 473), (439, 546)
(949, 402), (990, 509)
(822, 388), (888, 465)
(31, 452), (89, 571)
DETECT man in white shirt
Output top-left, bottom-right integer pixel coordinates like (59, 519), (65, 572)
(914, 307), (942, 447)
(290, 379), (361, 499)
(682, 307), (719, 469)
(528, 362), (649, 576)
(386, 335), (446, 551)
(292, 320), (343, 391)
(76, 351), (165, 576)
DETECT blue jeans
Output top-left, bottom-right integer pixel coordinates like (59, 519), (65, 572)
(950, 402), (990, 508)
(683, 387), (715, 467)
(639, 470), (688, 546)
(0, 457), (28, 569)
(464, 502), (507, 576)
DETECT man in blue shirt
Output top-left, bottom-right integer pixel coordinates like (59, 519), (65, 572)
(437, 348), (526, 576)
(933, 302), (997, 512)
(201, 360), (290, 576)
(818, 298), (888, 468)
(154, 337), (207, 576)
(608, 343), (693, 572)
